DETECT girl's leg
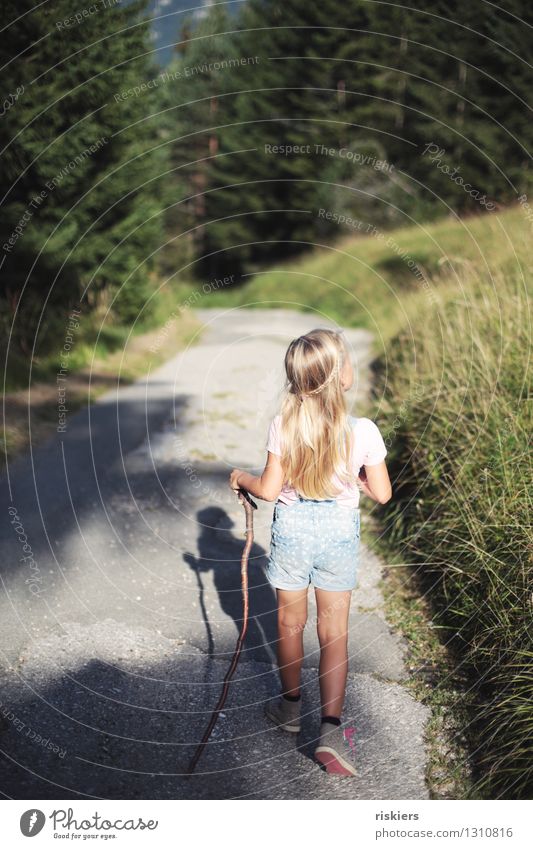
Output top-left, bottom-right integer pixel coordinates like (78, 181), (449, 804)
(315, 589), (352, 718)
(276, 587), (308, 696)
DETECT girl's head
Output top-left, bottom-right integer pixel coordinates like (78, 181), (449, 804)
(284, 328), (353, 399)
(280, 328), (354, 499)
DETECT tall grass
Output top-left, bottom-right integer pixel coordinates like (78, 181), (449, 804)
(375, 262), (532, 798)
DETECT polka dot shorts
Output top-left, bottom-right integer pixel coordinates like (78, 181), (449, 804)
(266, 498), (361, 592)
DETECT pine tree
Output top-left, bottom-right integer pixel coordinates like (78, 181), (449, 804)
(0, 0), (169, 353)
(201, 0), (362, 277)
(356, 1), (533, 214)
(471, 1), (533, 200)
(398, 0), (509, 212)
(158, 5), (236, 279)
(159, 0), (533, 276)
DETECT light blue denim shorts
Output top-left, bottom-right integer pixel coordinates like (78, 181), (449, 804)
(266, 497), (361, 592)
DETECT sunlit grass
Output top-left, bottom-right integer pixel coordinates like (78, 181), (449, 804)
(374, 251), (532, 798)
(201, 206), (530, 343)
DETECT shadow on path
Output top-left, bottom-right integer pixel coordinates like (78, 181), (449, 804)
(184, 506), (279, 667)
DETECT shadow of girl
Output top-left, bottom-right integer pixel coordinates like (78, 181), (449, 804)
(183, 506), (279, 667)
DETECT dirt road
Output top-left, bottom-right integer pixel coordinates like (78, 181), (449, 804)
(0, 308), (429, 799)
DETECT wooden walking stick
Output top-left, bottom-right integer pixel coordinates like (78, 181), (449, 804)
(186, 488), (257, 775)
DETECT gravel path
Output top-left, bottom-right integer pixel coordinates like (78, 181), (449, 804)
(0, 308), (429, 799)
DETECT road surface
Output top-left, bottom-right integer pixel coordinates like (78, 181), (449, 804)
(0, 308), (429, 799)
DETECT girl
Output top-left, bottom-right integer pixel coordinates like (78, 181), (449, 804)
(229, 328), (392, 776)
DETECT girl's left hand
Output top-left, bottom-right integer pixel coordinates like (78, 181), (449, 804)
(229, 469), (244, 492)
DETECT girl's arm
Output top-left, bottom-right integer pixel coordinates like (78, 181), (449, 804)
(357, 462), (392, 504)
(229, 452), (285, 502)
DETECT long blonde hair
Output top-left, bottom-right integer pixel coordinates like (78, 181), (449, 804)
(279, 328), (353, 499)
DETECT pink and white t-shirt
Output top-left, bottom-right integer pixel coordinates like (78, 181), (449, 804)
(266, 414), (387, 508)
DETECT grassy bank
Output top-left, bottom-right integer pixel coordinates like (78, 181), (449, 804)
(202, 205), (532, 798)
(373, 260), (532, 798)
(201, 207), (529, 342)
(1, 284), (199, 467)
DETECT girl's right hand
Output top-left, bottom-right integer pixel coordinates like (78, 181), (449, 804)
(229, 469), (244, 491)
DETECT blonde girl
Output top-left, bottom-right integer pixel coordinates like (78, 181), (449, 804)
(229, 328), (392, 776)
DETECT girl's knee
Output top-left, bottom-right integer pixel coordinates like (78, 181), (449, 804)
(317, 621), (348, 647)
(278, 608), (307, 632)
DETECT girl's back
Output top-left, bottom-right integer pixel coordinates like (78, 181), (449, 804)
(266, 412), (387, 508)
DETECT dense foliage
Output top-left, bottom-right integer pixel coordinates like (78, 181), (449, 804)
(0, 0), (168, 355)
(3, 1), (531, 345)
(165, 0), (533, 276)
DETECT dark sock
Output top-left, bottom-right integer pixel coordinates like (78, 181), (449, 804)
(282, 692), (301, 702)
(321, 715), (341, 726)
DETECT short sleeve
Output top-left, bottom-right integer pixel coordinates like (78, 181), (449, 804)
(361, 418), (387, 466)
(266, 415), (282, 456)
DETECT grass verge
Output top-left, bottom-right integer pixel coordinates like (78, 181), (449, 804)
(371, 264), (532, 798)
(374, 533), (476, 798)
(2, 306), (199, 469)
